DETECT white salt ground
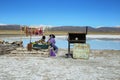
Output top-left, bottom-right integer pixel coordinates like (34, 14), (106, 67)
(0, 49), (120, 80)
(1, 35), (120, 39)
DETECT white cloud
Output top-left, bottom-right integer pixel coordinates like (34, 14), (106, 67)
(0, 23), (7, 25)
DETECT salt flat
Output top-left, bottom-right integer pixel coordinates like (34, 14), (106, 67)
(0, 49), (120, 80)
(0, 35), (120, 39)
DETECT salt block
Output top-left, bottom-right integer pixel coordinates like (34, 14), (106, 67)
(73, 43), (90, 59)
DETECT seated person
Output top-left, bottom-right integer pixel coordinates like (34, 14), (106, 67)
(32, 36), (49, 49)
(34, 36), (46, 44)
(38, 36), (46, 44)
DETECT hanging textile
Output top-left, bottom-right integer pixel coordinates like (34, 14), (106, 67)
(39, 27), (43, 35)
(23, 26), (43, 36)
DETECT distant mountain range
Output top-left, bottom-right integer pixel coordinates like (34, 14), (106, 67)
(0, 24), (21, 30)
(0, 25), (120, 33)
(48, 26), (120, 33)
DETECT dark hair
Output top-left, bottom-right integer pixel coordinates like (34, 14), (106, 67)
(49, 34), (52, 37)
(51, 34), (55, 38)
(42, 36), (46, 39)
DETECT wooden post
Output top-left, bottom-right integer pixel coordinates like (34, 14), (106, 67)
(27, 27), (32, 51)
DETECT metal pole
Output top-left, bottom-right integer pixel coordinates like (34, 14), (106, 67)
(68, 42), (70, 54)
(86, 27), (88, 34)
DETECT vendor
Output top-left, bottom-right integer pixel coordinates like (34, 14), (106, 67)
(49, 34), (58, 54)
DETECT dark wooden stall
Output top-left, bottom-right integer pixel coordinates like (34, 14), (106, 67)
(66, 27), (88, 58)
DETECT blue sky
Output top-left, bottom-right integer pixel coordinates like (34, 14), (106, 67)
(0, 0), (120, 27)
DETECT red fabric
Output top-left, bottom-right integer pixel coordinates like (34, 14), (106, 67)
(24, 27), (43, 36)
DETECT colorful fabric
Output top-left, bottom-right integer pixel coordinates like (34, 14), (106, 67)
(23, 27), (43, 36)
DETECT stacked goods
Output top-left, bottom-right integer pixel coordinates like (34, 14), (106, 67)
(0, 41), (23, 55)
(0, 44), (16, 55)
(0, 40), (4, 44)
